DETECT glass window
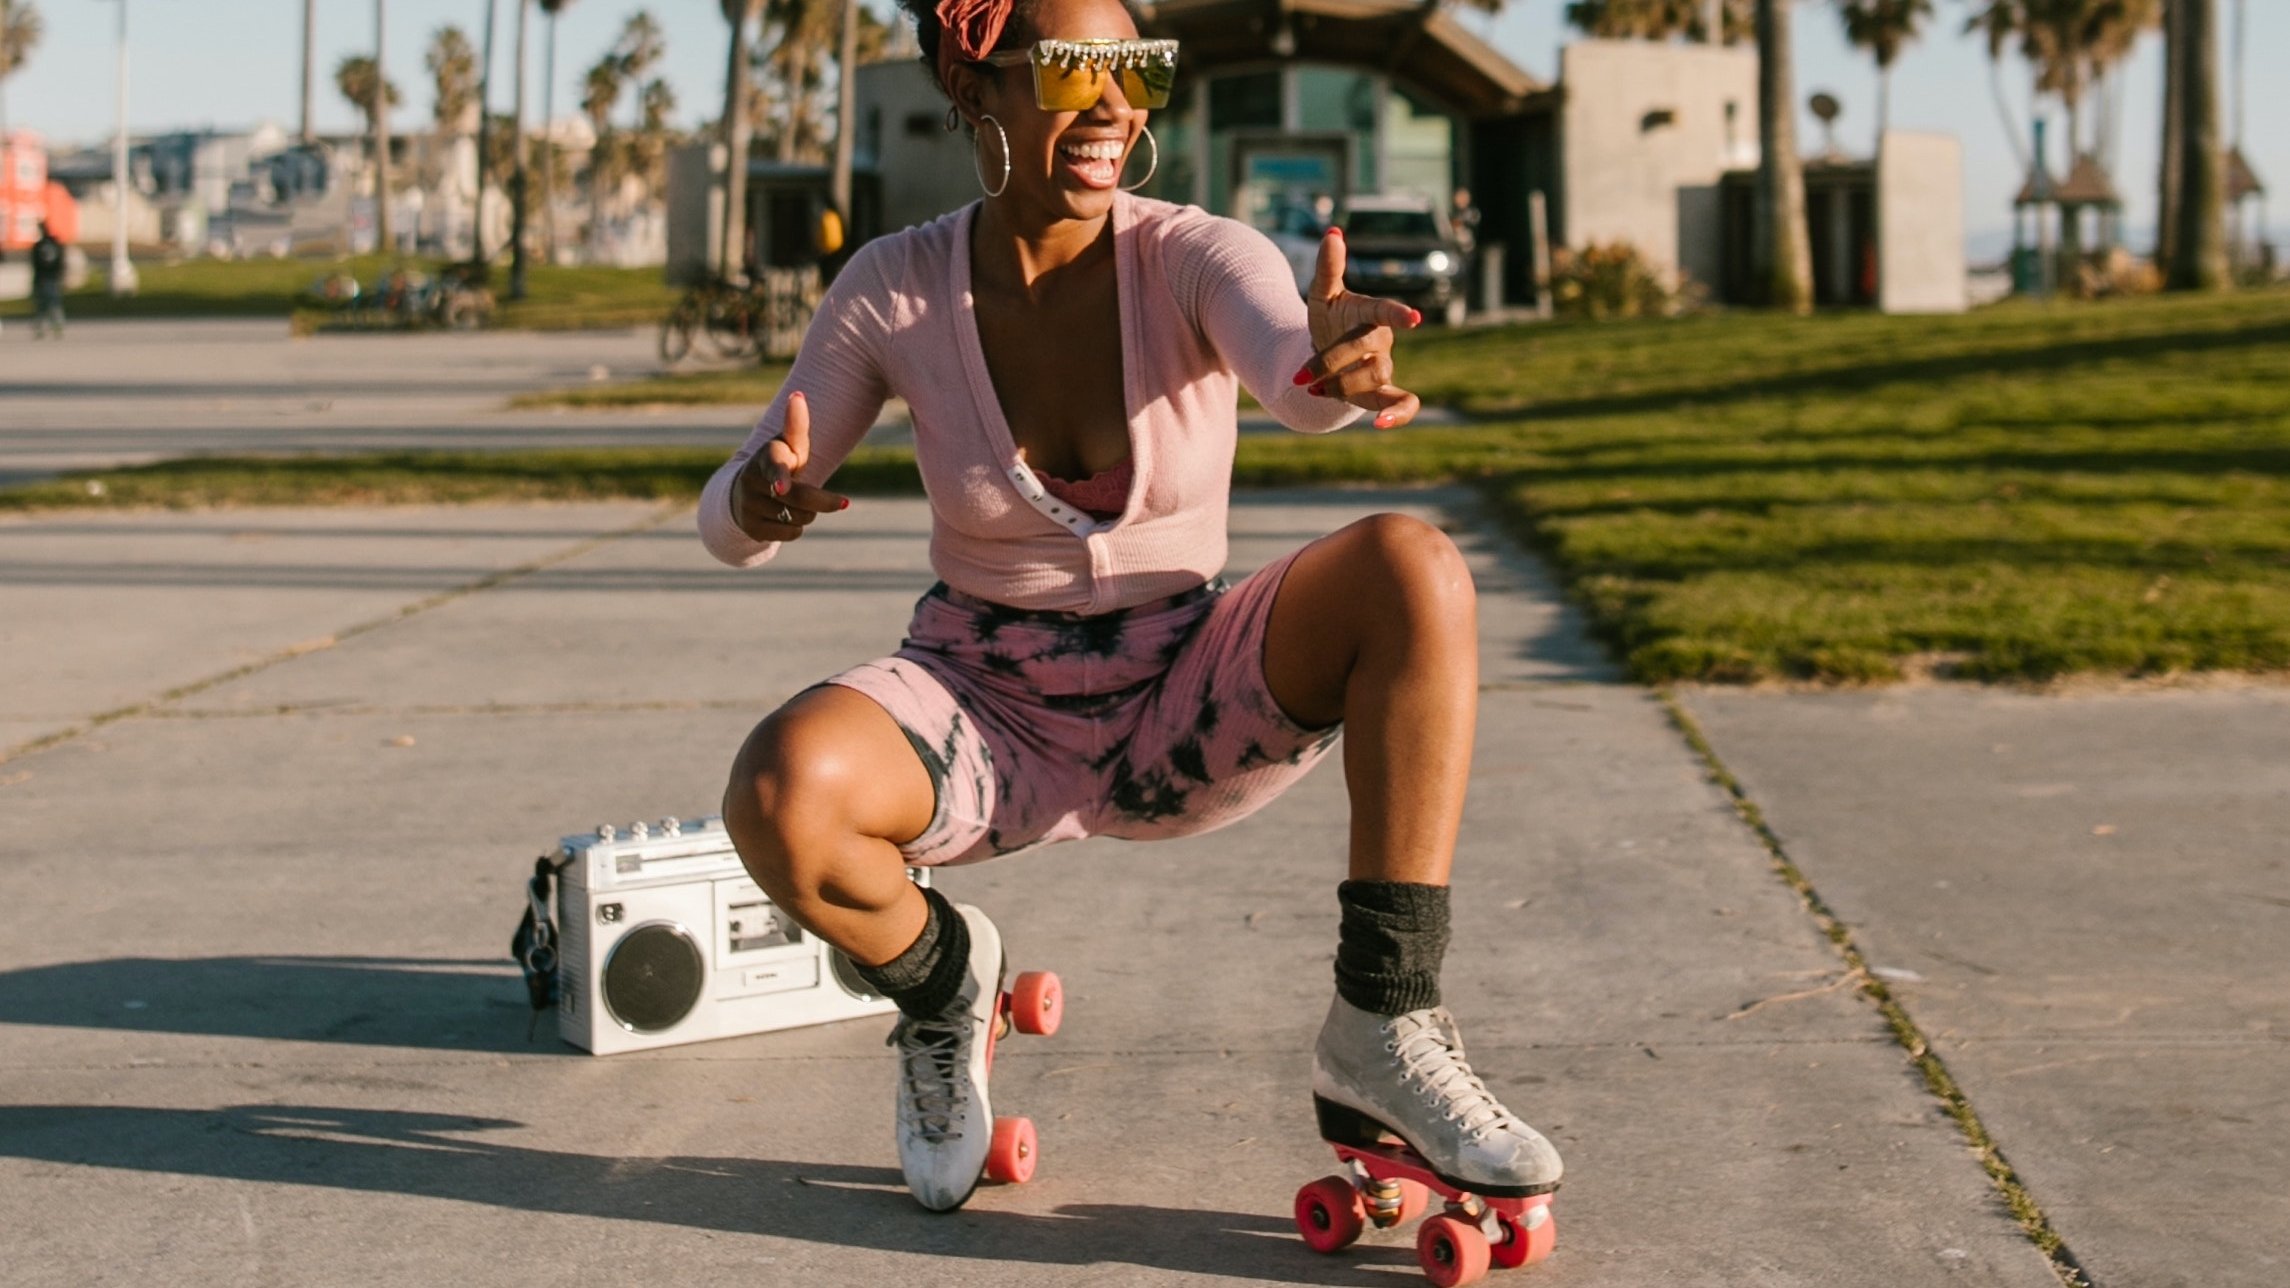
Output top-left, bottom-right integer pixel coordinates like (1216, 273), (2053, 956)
(1144, 89), (1198, 206)
(1382, 83), (1452, 203)
(1208, 72), (1281, 131)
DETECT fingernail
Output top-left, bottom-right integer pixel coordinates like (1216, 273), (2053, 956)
(1327, 227), (1343, 239)
(791, 391), (805, 401)
(1374, 412), (1396, 430)
(1308, 382), (1326, 397)
(838, 498), (851, 511)
(1292, 367), (1312, 386)
(771, 479), (786, 496)
(1407, 309), (1422, 327)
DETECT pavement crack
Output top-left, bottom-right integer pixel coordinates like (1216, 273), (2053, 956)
(1659, 688), (2098, 1288)
(0, 503), (690, 767)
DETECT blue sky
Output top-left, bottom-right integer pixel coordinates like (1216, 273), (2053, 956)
(2, 0), (2281, 250)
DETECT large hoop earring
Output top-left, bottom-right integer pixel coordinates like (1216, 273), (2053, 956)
(1120, 124), (1158, 193)
(975, 113), (1012, 198)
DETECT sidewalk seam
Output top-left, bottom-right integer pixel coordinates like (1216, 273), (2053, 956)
(0, 503), (690, 769)
(1657, 688), (2097, 1288)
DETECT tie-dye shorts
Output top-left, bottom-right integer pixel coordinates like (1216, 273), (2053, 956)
(813, 549), (1344, 866)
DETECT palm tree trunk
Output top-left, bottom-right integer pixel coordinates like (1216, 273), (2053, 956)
(721, 1), (757, 279)
(476, 0), (497, 262)
(1755, 0), (1812, 312)
(542, 10), (558, 263)
(2171, 0), (2227, 289)
(509, 0), (531, 300)
(375, 0), (394, 255)
(2157, 0), (2183, 274)
(831, 0), (858, 223)
(1876, 63), (1891, 142)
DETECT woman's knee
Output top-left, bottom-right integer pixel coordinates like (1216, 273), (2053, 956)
(723, 689), (930, 898)
(1340, 513), (1476, 625)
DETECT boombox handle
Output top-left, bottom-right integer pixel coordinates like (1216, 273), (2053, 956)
(511, 853), (569, 1038)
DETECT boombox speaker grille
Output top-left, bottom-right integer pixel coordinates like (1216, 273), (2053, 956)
(602, 922), (704, 1033)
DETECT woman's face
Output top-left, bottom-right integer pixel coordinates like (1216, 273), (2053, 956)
(952, 0), (1152, 224)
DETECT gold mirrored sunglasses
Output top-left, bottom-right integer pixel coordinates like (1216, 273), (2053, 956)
(980, 38), (1179, 112)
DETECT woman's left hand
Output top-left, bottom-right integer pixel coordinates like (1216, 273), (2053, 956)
(1295, 228), (1425, 431)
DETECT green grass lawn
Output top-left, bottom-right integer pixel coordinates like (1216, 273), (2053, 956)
(9, 287), (2287, 684)
(0, 255), (674, 329)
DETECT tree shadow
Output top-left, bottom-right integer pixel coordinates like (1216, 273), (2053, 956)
(0, 1103), (1417, 1284)
(0, 956), (552, 1054)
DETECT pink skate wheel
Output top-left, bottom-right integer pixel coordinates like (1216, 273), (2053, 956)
(985, 1116), (1037, 1185)
(1293, 1175), (1365, 1253)
(1010, 971), (1063, 1036)
(1490, 1204), (1556, 1269)
(1393, 1178), (1432, 1226)
(1418, 1213), (1491, 1287)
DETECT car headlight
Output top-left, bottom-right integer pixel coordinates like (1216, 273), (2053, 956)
(1425, 250), (1453, 274)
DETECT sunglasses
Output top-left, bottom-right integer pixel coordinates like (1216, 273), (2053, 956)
(980, 38), (1180, 112)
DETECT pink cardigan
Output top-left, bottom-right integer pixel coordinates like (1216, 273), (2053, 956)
(698, 192), (1361, 613)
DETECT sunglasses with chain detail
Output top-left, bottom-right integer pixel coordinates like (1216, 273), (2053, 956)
(979, 38), (1180, 112)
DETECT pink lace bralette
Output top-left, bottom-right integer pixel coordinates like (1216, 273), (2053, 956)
(1035, 456), (1134, 521)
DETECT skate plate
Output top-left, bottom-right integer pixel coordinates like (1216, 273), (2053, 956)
(981, 969), (1062, 1185)
(1295, 1132), (1556, 1286)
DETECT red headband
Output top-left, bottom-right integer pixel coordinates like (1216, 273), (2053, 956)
(934, 0), (1017, 91)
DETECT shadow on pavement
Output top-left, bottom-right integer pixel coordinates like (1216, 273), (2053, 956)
(0, 1104), (1413, 1284)
(0, 956), (551, 1054)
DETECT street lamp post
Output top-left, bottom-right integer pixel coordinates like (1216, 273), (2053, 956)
(106, 0), (138, 296)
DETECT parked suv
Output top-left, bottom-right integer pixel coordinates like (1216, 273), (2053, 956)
(1338, 194), (1469, 326)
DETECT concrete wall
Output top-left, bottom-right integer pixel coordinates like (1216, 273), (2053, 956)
(1558, 39), (1758, 289)
(1877, 130), (1968, 314)
(859, 61), (981, 234)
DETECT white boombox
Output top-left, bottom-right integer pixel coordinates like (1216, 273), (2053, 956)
(538, 815), (918, 1055)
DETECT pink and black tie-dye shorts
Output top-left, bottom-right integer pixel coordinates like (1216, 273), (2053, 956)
(812, 549), (1344, 866)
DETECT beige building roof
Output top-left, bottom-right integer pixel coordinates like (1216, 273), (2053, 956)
(1137, 0), (1548, 117)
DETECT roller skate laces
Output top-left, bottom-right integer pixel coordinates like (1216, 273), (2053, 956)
(1387, 1010), (1517, 1139)
(889, 1011), (975, 1144)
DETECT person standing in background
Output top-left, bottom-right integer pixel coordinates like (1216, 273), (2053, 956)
(29, 222), (67, 340)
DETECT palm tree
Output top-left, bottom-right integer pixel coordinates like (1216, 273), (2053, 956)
(0, 0), (45, 148)
(1837, 0), (1933, 138)
(1965, 0), (2031, 173)
(614, 11), (666, 133)
(335, 54), (403, 249)
(720, 0), (763, 278)
(1564, 0), (1749, 41)
(1968, 0), (2158, 167)
(581, 53), (624, 256)
(538, 0), (574, 260)
(428, 25), (480, 133)
(509, 0), (531, 300)
(1755, 0), (1812, 311)
(2167, 0), (2226, 287)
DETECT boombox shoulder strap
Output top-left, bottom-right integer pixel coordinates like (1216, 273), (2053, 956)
(510, 854), (568, 1037)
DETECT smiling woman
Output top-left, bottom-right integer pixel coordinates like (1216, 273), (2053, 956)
(698, 0), (1565, 1232)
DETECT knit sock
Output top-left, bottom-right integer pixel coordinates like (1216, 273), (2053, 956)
(1334, 880), (1452, 1015)
(852, 884), (972, 1021)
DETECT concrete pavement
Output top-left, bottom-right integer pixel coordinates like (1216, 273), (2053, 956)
(0, 489), (2049, 1286)
(0, 486), (2263, 1286)
(1679, 685), (2290, 1288)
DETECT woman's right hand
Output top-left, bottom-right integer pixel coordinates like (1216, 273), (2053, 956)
(731, 391), (852, 542)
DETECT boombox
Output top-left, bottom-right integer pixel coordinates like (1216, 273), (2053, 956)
(522, 815), (919, 1055)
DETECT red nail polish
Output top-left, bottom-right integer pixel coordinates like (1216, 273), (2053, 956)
(838, 498), (851, 511)
(1308, 382), (1326, 397)
(1374, 412), (1395, 429)
(1292, 367), (1312, 386)
(772, 479), (786, 496)
(1407, 309), (1422, 327)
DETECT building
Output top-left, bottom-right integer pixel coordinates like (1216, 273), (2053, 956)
(0, 130), (79, 253)
(841, 14), (1965, 313)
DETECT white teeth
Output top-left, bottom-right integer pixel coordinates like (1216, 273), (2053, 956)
(1058, 140), (1122, 161)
